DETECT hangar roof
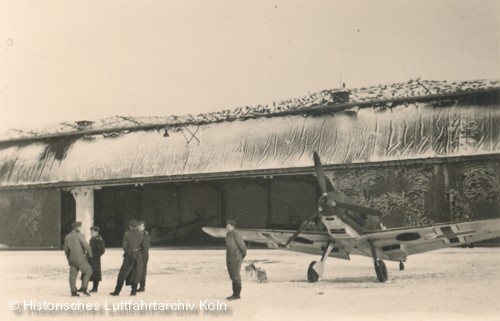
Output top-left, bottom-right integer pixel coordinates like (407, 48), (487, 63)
(1, 79), (498, 142)
(0, 79), (499, 189)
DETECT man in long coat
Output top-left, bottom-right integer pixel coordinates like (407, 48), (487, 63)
(137, 221), (150, 292)
(78, 226), (105, 293)
(225, 219), (247, 300)
(88, 226), (105, 292)
(110, 219), (145, 296)
(64, 221), (93, 297)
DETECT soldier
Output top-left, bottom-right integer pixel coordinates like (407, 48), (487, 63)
(225, 219), (247, 300)
(88, 226), (105, 292)
(109, 219), (145, 296)
(64, 221), (93, 297)
(137, 221), (150, 292)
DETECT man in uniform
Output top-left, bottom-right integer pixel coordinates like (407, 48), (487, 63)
(225, 219), (247, 300)
(110, 219), (145, 296)
(64, 221), (93, 297)
(88, 226), (105, 292)
(137, 221), (150, 292)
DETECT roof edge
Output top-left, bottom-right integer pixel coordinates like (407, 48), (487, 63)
(1, 87), (498, 145)
(1, 153), (498, 191)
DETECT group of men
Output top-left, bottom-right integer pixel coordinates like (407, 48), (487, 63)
(63, 219), (150, 297)
(64, 218), (247, 301)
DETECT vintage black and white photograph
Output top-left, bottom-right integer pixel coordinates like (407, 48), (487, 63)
(0, 1), (499, 320)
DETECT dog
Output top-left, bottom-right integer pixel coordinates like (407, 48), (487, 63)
(257, 268), (267, 283)
(245, 263), (257, 276)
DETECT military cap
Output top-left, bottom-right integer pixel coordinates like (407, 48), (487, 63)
(129, 219), (139, 228)
(226, 219), (236, 227)
(90, 226), (100, 232)
(71, 221), (82, 229)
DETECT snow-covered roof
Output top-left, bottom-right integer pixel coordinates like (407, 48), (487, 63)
(1, 101), (499, 188)
(1, 79), (498, 142)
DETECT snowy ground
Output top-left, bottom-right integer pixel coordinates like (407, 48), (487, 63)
(1, 247), (499, 321)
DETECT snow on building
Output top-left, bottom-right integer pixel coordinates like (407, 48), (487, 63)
(0, 79), (499, 249)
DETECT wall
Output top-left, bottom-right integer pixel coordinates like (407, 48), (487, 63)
(0, 188), (60, 248)
(331, 159), (500, 228)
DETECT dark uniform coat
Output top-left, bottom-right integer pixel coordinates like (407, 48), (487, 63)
(117, 229), (145, 285)
(225, 230), (247, 284)
(141, 231), (151, 280)
(89, 235), (105, 281)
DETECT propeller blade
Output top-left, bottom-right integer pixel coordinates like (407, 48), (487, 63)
(334, 201), (383, 216)
(285, 212), (319, 246)
(193, 210), (204, 219)
(327, 176), (336, 191)
(313, 151), (328, 194)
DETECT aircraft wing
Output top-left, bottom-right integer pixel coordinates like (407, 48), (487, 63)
(202, 227), (351, 259)
(357, 218), (500, 261)
(202, 227), (330, 245)
(204, 218), (500, 262)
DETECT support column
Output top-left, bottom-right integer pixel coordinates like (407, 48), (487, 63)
(71, 187), (95, 241)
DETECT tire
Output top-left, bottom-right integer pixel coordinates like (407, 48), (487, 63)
(375, 260), (388, 282)
(307, 261), (319, 283)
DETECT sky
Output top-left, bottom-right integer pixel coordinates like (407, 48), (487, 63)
(0, 0), (499, 132)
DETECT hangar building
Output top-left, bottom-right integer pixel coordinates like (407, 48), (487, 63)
(0, 79), (499, 249)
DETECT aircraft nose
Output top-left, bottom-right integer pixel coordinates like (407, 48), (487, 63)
(317, 195), (325, 210)
(318, 194), (333, 212)
(318, 194), (338, 217)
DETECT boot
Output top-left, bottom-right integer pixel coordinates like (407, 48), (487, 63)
(226, 282), (240, 300)
(76, 288), (83, 293)
(81, 288), (91, 296)
(90, 281), (99, 293)
(109, 283), (123, 296)
(130, 284), (138, 296)
(137, 279), (145, 292)
(71, 291), (80, 297)
(230, 284), (241, 300)
(225, 282), (235, 300)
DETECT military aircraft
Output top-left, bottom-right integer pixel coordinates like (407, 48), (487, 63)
(151, 210), (217, 245)
(203, 152), (500, 282)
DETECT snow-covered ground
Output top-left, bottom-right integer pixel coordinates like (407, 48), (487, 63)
(1, 248), (499, 321)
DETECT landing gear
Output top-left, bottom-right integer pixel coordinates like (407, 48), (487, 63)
(306, 241), (335, 282)
(399, 261), (405, 271)
(369, 239), (388, 283)
(307, 261), (319, 282)
(374, 260), (388, 282)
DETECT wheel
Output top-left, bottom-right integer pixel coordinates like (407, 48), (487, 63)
(307, 261), (319, 282)
(374, 260), (388, 282)
(399, 261), (405, 271)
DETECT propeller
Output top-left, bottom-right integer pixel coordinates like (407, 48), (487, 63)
(285, 152), (383, 246)
(285, 211), (320, 246)
(285, 151), (327, 246)
(313, 151), (327, 195)
(329, 200), (382, 216)
(315, 151), (382, 216)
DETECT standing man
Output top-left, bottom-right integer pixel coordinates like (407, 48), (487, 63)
(225, 220), (247, 301)
(64, 221), (93, 297)
(110, 219), (145, 296)
(88, 226), (105, 292)
(137, 221), (150, 292)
